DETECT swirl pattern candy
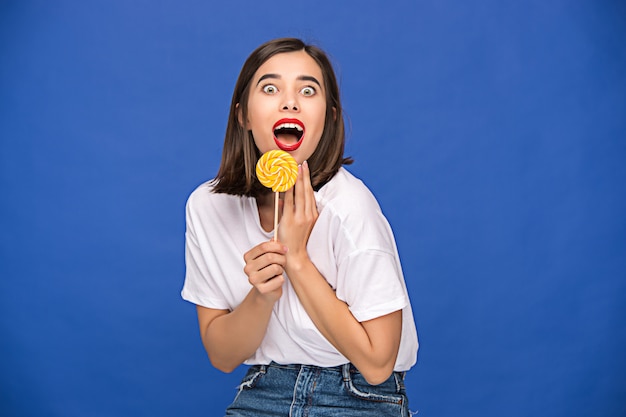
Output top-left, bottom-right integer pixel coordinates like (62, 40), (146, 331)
(256, 150), (298, 192)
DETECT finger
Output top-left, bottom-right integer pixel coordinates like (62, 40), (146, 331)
(243, 244), (266, 264)
(283, 177), (295, 218)
(260, 251), (287, 269)
(249, 250), (286, 271)
(278, 176), (297, 229)
(302, 161), (317, 218)
(294, 163), (305, 215)
(243, 240), (287, 263)
(255, 273), (285, 295)
(246, 253), (286, 287)
(249, 262), (284, 286)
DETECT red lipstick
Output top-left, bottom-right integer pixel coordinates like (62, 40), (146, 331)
(273, 118), (305, 151)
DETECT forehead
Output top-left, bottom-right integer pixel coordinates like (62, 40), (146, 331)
(253, 50), (324, 82)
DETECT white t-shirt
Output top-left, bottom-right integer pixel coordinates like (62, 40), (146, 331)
(182, 167), (418, 371)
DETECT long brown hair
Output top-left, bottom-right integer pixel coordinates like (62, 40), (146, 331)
(212, 38), (352, 197)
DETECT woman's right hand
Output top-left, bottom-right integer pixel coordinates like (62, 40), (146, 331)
(243, 240), (288, 302)
(199, 240), (288, 373)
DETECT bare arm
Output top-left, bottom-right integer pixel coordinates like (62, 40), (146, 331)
(286, 259), (402, 385)
(196, 241), (287, 373)
(279, 162), (403, 385)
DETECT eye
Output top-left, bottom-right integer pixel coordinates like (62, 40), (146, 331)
(300, 86), (316, 97)
(262, 84), (278, 94)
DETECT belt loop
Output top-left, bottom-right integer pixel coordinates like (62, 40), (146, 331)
(260, 364), (267, 374)
(341, 363), (351, 382)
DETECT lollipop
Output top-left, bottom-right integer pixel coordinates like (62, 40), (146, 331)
(256, 150), (298, 240)
(256, 150), (298, 192)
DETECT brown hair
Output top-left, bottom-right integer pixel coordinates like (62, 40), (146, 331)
(212, 37), (352, 197)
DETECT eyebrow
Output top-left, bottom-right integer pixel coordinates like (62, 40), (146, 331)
(256, 73), (322, 87)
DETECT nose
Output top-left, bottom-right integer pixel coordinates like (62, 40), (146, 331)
(281, 94), (299, 112)
(282, 103), (298, 111)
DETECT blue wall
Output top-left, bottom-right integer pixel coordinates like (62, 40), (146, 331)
(1, 1), (624, 416)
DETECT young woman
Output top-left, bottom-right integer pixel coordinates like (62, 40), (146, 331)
(182, 37), (418, 416)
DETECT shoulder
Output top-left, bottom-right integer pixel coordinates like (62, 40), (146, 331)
(185, 180), (245, 225)
(187, 180), (238, 209)
(315, 168), (398, 253)
(317, 168), (383, 219)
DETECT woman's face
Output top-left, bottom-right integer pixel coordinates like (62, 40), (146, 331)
(243, 50), (327, 164)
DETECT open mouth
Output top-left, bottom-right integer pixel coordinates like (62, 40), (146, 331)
(273, 118), (305, 151)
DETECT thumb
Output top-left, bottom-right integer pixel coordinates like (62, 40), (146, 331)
(282, 186), (294, 218)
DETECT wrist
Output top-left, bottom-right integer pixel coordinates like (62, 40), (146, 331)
(285, 251), (311, 275)
(250, 286), (281, 307)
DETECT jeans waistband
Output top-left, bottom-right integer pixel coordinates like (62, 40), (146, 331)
(257, 362), (406, 381)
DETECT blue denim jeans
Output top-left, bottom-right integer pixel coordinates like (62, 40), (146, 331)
(225, 362), (410, 416)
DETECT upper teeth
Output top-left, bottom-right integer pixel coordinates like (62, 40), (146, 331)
(275, 123), (303, 131)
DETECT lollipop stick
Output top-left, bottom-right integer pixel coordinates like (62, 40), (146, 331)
(273, 191), (279, 242)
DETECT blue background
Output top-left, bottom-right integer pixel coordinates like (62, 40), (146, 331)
(1, 1), (625, 416)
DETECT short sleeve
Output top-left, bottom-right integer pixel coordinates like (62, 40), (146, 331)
(180, 191), (231, 310)
(335, 248), (409, 322)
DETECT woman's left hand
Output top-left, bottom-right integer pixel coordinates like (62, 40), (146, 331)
(278, 161), (401, 385)
(278, 160), (318, 264)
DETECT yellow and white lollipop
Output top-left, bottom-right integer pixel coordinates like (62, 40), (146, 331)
(256, 150), (298, 192)
(256, 150), (299, 240)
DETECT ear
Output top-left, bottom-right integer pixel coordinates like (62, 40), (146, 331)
(236, 103), (246, 128)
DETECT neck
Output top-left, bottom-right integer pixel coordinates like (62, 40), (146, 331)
(256, 192), (282, 233)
